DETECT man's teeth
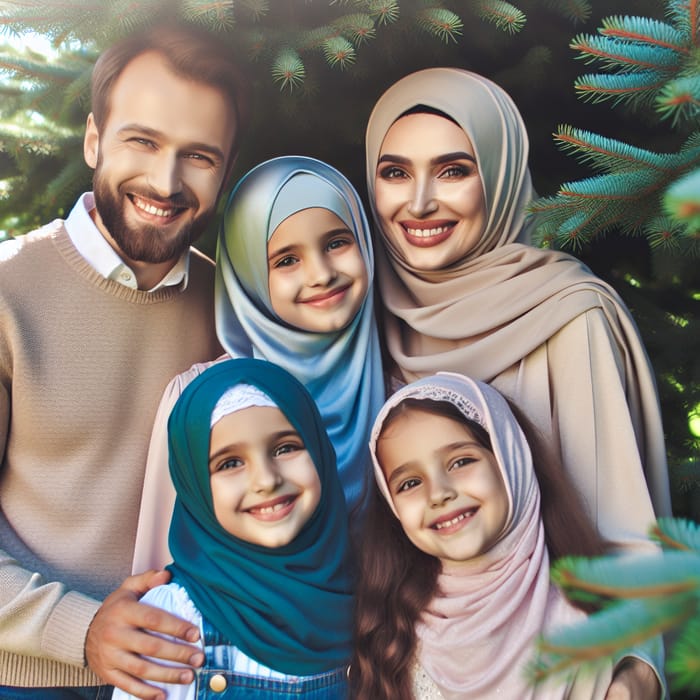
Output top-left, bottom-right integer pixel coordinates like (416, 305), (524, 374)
(434, 511), (472, 529)
(405, 225), (449, 238)
(133, 197), (175, 217)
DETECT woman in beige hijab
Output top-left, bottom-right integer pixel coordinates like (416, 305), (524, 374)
(365, 67), (671, 698)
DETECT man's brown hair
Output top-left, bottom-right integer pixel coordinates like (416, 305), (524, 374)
(90, 23), (250, 167)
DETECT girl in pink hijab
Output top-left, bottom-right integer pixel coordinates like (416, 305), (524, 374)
(352, 372), (626, 699)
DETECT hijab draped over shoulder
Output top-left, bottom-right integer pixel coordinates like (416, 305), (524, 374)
(370, 372), (612, 700)
(216, 156), (385, 516)
(365, 68), (670, 520)
(167, 358), (354, 676)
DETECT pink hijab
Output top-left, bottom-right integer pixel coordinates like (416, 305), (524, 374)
(369, 372), (612, 699)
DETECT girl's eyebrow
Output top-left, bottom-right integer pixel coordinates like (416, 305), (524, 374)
(377, 151), (476, 167)
(386, 463), (412, 487)
(267, 242), (297, 261)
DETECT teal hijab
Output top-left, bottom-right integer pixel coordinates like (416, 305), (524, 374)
(215, 156), (385, 518)
(167, 358), (354, 675)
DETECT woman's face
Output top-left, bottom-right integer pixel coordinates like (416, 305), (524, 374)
(373, 112), (487, 270)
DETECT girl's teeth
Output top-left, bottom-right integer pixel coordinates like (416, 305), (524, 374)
(254, 499), (291, 514)
(434, 511), (473, 529)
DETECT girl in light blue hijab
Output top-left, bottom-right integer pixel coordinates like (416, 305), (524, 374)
(215, 156), (385, 519)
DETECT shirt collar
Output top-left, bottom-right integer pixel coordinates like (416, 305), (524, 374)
(64, 192), (190, 291)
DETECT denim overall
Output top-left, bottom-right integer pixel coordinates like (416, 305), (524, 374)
(194, 618), (349, 699)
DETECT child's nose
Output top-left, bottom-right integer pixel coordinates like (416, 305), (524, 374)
(251, 458), (282, 493)
(306, 254), (337, 287)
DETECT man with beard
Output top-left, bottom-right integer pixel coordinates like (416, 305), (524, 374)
(0, 23), (249, 700)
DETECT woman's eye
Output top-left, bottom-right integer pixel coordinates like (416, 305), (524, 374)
(440, 164), (470, 178)
(397, 477), (421, 493)
(377, 165), (407, 180)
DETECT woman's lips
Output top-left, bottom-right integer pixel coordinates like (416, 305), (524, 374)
(400, 221), (455, 248)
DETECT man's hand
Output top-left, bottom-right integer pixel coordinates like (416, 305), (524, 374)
(605, 658), (661, 700)
(85, 570), (204, 700)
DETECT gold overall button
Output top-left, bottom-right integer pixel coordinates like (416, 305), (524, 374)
(209, 673), (227, 692)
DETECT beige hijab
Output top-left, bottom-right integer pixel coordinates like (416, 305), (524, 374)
(365, 68), (671, 517)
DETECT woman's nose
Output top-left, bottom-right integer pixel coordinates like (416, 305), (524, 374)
(407, 177), (438, 217)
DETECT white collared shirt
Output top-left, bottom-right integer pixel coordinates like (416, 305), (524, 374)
(64, 192), (190, 291)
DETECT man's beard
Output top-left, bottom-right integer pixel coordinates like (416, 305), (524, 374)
(92, 169), (214, 265)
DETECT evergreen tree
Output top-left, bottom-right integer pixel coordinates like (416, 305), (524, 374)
(0, 0), (698, 519)
(532, 517), (700, 699)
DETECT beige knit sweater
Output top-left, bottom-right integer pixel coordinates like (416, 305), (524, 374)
(0, 221), (221, 686)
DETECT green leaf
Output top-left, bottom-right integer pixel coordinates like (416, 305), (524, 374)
(652, 516), (700, 552)
(271, 48), (305, 90)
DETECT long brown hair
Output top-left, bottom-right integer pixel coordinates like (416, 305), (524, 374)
(350, 397), (606, 699)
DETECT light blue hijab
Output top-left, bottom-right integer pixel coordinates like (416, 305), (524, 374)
(215, 156), (385, 518)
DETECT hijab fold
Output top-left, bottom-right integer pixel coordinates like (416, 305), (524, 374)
(216, 156), (385, 515)
(370, 372), (611, 699)
(167, 358), (354, 676)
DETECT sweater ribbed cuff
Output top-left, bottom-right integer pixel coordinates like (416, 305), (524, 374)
(42, 590), (101, 667)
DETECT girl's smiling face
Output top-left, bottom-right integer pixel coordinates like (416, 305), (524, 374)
(267, 207), (368, 333)
(373, 112), (487, 270)
(209, 405), (321, 548)
(376, 406), (509, 567)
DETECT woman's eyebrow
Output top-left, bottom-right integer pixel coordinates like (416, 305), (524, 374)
(377, 152), (476, 166)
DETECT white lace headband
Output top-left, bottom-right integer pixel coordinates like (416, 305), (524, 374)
(211, 384), (277, 428)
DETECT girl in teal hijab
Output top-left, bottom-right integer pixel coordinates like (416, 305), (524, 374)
(114, 357), (354, 700)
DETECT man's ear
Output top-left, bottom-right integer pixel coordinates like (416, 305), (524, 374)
(84, 113), (99, 169)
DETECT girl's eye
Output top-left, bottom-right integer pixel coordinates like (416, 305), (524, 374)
(273, 441), (304, 457)
(377, 165), (407, 180)
(273, 255), (298, 269)
(216, 457), (243, 472)
(397, 477), (421, 493)
(327, 237), (352, 252)
(450, 456), (476, 471)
